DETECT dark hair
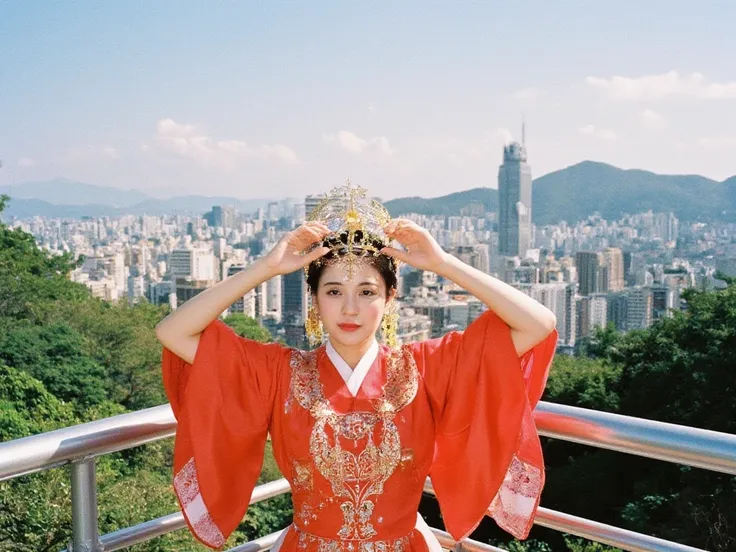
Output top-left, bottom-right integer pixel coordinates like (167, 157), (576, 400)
(306, 230), (398, 297)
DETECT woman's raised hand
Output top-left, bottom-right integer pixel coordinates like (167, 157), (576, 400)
(265, 221), (331, 275)
(381, 218), (450, 273)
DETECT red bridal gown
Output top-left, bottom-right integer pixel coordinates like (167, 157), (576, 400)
(162, 310), (557, 551)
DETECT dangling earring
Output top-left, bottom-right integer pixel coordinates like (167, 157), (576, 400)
(381, 301), (399, 349)
(305, 305), (324, 348)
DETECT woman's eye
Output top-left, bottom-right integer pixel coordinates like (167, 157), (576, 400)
(326, 289), (340, 296)
(361, 290), (376, 296)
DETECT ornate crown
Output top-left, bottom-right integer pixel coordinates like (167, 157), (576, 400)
(304, 181), (395, 277)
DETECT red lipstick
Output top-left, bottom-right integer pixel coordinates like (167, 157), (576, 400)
(337, 323), (361, 332)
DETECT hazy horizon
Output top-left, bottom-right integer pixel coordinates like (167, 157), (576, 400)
(3, 2), (736, 200)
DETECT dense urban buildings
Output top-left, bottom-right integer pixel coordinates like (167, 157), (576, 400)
(8, 142), (735, 352)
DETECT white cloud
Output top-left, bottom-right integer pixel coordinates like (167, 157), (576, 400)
(510, 87), (539, 101)
(147, 118), (298, 167)
(639, 108), (666, 129)
(56, 145), (119, 163)
(18, 157), (37, 168)
(696, 136), (736, 149)
(323, 130), (394, 156)
(586, 71), (736, 101)
(578, 124), (618, 141)
(639, 108), (667, 129)
(368, 102), (378, 113)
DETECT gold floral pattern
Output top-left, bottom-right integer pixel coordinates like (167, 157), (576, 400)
(294, 524), (411, 552)
(287, 346), (418, 542)
(292, 459), (314, 494)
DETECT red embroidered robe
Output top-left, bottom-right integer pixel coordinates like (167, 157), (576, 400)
(162, 310), (557, 550)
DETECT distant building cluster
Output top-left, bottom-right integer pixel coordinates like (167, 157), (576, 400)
(12, 140), (735, 352)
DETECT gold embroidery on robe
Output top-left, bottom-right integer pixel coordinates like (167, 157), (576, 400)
(288, 347), (418, 540)
(294, 523), (411, 552)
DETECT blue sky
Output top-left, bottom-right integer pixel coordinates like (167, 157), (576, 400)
(2, 1), (736, 200)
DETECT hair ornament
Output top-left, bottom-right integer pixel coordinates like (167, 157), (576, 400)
(304, 181), (398, 278)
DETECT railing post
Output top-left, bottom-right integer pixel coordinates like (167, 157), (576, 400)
(68, 459), (103, 552)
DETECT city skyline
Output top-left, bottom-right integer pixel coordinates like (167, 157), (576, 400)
(498, 138), (533, 257)
(3, 2), (736, 200)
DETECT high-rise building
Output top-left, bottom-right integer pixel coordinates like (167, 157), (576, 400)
(282, 269), (308, 348)
(576, 296), (591, 341)
(627, 287), (653, 330)
(211, 205), (236, 229)
(576, 252), (601, 296)
(602, 247), (624, 291)
(651, 284), (674, 321)
(170, 245), (216, 281)
(227, 265), (251, 315)
(175, 278), (215, 305)
(590, 293), (608, 332)
(105, 252), (127, 294)
(623, 251), (633, 284)
(170, 247), (195, 279)
(127, 275), (145, 304)
(266, 274), (283, 322)
(576, 293), (608, 341)
(498, 132), (532, 257)
(667, 212), (679, 242)
(305, 195), (324, 222)
(607, 291), (628, 331)
(452, 245), (490, 275)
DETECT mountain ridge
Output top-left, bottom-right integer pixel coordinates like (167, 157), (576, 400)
(0, 178), (151, 208)
(3, 161), (735, 223)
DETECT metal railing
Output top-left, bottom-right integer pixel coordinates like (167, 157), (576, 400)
(1, 401), (734, 552)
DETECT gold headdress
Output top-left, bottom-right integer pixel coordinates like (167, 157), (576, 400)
(304, 181), (395, 278)
(303, 181), (400, 348)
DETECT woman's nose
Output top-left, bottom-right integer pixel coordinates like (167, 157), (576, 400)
(342, 295), (358, 315)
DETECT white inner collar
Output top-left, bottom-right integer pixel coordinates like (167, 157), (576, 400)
(325, 338), (379, 397)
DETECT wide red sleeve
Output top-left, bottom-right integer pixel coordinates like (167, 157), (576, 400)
(413, 310), (557, 541)
(161, 320), (291, 549)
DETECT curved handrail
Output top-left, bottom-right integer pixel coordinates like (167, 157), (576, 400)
(2, 401), (734, 482)
(535, 402), (736, 475)
(2, 401), (727, 552)
(0, 405), (175, 481)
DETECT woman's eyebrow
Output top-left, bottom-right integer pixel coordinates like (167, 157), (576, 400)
(321, 281), (378, 286)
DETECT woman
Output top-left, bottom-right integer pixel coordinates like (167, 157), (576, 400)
(156, 185), (558, 551)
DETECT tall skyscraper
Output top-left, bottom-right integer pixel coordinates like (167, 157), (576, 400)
(602, 247), (624, 291)
(498, 129), (532, 257)
(576, 251), (601, 296)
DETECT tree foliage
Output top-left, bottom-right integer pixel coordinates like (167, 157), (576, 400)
(223, 313), (273, 342)
(2, 194), (734, 551)
(535, 284), (736, 552)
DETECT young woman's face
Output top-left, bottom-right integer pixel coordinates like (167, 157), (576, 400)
(313, 260), (393, 348)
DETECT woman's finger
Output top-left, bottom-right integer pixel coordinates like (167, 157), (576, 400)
(291, 229), (323, 250)
(305, 221), (330, 233)
(380, 246), (409, 264)
(303, 246), (331, 264)
(299, 226), (324, 241)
